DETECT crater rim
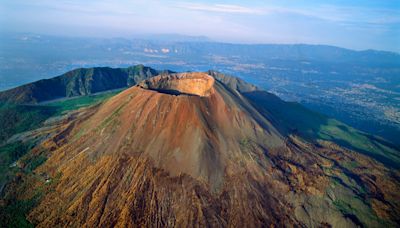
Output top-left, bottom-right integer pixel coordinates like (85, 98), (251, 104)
(138, 72), (215, 97)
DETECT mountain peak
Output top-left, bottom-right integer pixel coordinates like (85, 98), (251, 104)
(2, 70), (398, 227)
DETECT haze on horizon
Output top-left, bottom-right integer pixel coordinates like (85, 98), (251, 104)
(0, 0), (399, 52)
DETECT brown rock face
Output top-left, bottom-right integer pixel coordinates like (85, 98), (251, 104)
(138, 73), (215, 97)
(20, 72), (399, 227)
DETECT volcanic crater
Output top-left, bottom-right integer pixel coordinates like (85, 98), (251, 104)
(137, 72), (215, 96)
(5, 70), (399, 228)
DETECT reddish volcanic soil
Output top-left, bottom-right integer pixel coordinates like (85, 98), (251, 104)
(7, 72), (399, 227)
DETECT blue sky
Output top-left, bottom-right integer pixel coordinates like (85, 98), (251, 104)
(1, 0), (399, 52)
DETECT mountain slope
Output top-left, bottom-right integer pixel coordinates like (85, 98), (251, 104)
(0, 65), (165, 104)
(243, 90), (400, 169)
(2, 72), (397, 227)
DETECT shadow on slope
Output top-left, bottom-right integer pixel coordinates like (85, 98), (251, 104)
(244, 91), (400, 169)
(0, 103), (57, 144)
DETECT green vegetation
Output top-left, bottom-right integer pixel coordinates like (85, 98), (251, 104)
(0, 196), (39, 228)
(329, 174), (385, 226)
(0, 104), (57, 144)
(316, 119), (399, 167)
(45, 89), (122, 115)
(0, 91), (121, 227)
(0, 170), (50, 228)
(24, 155), (47, 172)
(341, 161), (359, 170)
(0, 90), (121, 145)
(239, 138), (252, 150)
(0, 150), (49, 228)
(0, 90), (120, 190)
(245, 91), (400, 168)
(0, 140), (36, 184)
(0, 90), (121, 180)
(0, 65), (159, 104)
(333, 197), (386, 227)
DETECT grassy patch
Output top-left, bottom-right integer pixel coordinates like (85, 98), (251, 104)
(239, 138), (252, 149)
(0, 150), (58, 227)
(0, 104), (57, 144)
(24, 155), (47, 172)
(0, 90), (121, 145)
(333, 198), (385, 227)
(342, 161), (359, 170)
(0, 141), (36, 184)
(317, 119), (400, 166)
(0, 90), (121, 183)
(333, 199), (353, 215)
(45, 89), (122, 115)
(0, 193), (41, 228)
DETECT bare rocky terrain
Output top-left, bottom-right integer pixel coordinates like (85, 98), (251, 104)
(1, 72), (398, 227)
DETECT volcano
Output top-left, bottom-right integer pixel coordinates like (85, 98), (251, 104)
(5, 72), (399, 227)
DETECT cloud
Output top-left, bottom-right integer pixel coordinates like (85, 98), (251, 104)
(177, 2), (263, 14)
(176, 2), (399, 27)
(1, 0), (399, 51)
(19, 0), (139, 16)
(269, 5), (400, 25)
